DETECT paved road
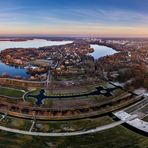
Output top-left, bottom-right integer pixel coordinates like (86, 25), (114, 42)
(0, 121), (124, 137)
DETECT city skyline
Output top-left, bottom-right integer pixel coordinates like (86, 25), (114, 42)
(1, 0), (148, 37)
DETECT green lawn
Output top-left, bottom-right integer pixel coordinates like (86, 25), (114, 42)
(0, 125), (147, 148)
(51, 126), (148, 148)
(0, 115), (147, 148)
(0, 116), (32, 131)
(36, 116), (113, 132)
(0, 87), (24, 98)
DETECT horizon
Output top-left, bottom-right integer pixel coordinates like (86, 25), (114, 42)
(1, 0), (148, 37)
(1, 35), (148, 39)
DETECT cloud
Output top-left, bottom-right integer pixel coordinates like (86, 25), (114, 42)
(68, 8), (148, 26)
(1, 5), (148, 37)
(32, 8), (148, 28)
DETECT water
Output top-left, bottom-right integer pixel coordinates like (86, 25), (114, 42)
(0, 39), (72, 51)
(0, 42), (117, 77)
(90, 44), (117, 59)
(0, 39), (72, 77)
(0, 61), (29, 78)
(27, 86), (119, 106)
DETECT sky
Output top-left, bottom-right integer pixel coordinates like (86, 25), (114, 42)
(1, 0), (148, 37)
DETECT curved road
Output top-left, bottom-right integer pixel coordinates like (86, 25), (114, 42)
(0, 114), (138, 136)
(0, 121), (124, 137)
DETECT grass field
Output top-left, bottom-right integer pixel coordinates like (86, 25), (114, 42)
(0, 114), (32, 131)
(0, 114), (147, 148)
(0, 84), (147, 147)
(0, 125), (147, 148)
(0, 87), (24, 98)
(36, 116), (113, 132)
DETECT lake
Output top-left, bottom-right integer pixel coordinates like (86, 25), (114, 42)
(0, 41), (117, 77)
(0, 39), (72, 51)
(0, 61), (30, 78)
(90, 44), (117, 59)
(0, 39), (72, 77)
